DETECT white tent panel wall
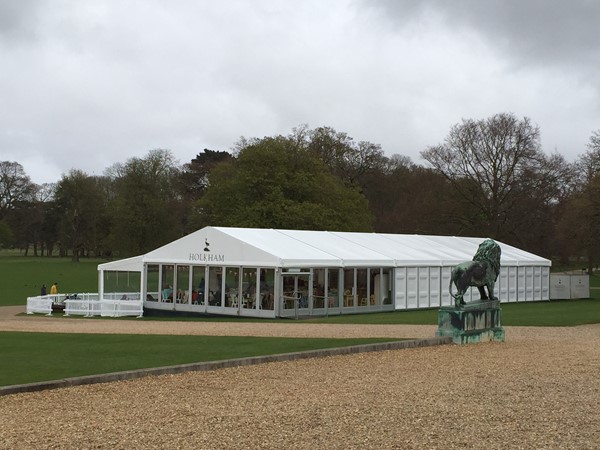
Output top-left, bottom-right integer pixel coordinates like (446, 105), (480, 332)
(517, 269), (527, 301)
(429, 267), (441, 308)
(507, 267), (518, 302)
(406, 268), (418, 309)
(525, 267), (534, 301)
(534, 267), (542, 300)
(418, 268), (430, 308)
(394, 263), (550, 311)
(440, 267), (452, 307)
(498, 267), (509, 301)
(394, 268), (407, 309)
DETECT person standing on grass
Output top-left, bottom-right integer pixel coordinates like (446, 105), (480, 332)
(50, 282), (58, 295)
(41, 284), (47, 296)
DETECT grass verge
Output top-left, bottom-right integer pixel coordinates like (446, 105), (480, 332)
(301, 297), (600, 326)
(0, 332), (397, 387)
(25, 294), (600, 327)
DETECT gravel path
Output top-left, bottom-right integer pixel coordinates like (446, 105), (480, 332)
(1, 305), (599, 449)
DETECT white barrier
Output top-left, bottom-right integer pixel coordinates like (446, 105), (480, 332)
(549, 274), (590, 299)
(100, 299), (143, 317)
(26, 296), (54, 315)
(27, 293), (143, 318)
(61, 293), (99, 316)
(64, 298), (102, 316)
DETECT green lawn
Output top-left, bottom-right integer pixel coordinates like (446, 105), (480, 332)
(0, 332), (397, 387)
(302, 297), (600, 327)
(590, 273), (600, 288)
(0, 256), (102, 306)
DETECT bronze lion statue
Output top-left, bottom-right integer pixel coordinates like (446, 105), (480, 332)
(449, 239), (501, 307)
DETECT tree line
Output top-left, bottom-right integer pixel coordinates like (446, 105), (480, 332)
(1, 113), (598, 270)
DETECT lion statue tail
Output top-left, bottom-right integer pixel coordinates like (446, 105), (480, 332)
(449, 274), (457, 300)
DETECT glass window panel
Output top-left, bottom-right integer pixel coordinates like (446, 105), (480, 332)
(259, 269), (275, 310)
(343, 268), (354, 307)
(176, 265), (190, 304)
(327, 268), (340, 308)
(242, 268), (257, 309)
(313, 269), (325, 309)
(382, 268), (392, 304)
(146, 265), (159, 302)
(192, 266), (206, 305)
(357, 268), (368, 307)
(225, 267), (240, 308)
(370, 269), (380, 306)
(298, 274), (309, 309)
(161, 265), (174, 302)
(207, 267), (222, 306)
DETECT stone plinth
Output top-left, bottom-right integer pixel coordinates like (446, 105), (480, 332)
(436, 300), (505, 345)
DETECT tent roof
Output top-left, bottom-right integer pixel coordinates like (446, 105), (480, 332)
(99, 226), (551, 272)
(97, 255), (144, 272)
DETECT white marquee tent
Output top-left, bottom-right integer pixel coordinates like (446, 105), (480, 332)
(98, 226), (551, 318)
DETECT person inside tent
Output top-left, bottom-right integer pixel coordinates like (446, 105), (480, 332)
(162, 285), (173, 302)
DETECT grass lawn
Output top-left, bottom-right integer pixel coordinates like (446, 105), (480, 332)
(135, 290), (600, 327)
(0, 256), (102, 306)
(0, 332), (397, 387)
(302, 297), (600, 327)
(590, 273), (600, 288)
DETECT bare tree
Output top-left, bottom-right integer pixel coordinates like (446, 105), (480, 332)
(578, 130), (600, 182)
(421, 113), (548, 241)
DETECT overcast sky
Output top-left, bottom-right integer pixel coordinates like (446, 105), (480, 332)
(2, 0), (599, 185)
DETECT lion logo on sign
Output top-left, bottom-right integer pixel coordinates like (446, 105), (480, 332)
(449, 239), (501, 307)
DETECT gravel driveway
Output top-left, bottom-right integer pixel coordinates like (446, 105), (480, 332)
(1, 305), (599, 449)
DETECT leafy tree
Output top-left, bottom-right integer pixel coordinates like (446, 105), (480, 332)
(302, 126), (387, 189)
(54, 170), (108, 261)
(0, 162), (60, 256)
(181, 149), (233, 199)
(0, 161), (36, 219)
(363, 161), (461, 235)
(5, 200), (43, 255)
(8, 183), (59, 256)
(32, 183), (59, 256)
(0, 220), (14, 248)
(195, 136), (373, 231)
(107, 149), (187, 255)
(558, 130), (600, 271)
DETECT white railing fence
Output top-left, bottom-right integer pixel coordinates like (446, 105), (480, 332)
(99, 299), (143, 317)
(64, 298), (101, 317)
(26, 295), (60, 315)
(27, 293), (143, 318)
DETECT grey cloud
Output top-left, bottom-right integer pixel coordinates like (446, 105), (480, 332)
(0, 0), (43, 42)
(363, 0), (600, 68)
(1, 0), (598, 184)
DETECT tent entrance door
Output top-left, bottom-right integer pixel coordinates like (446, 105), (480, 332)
(280, 272), (311, 317)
